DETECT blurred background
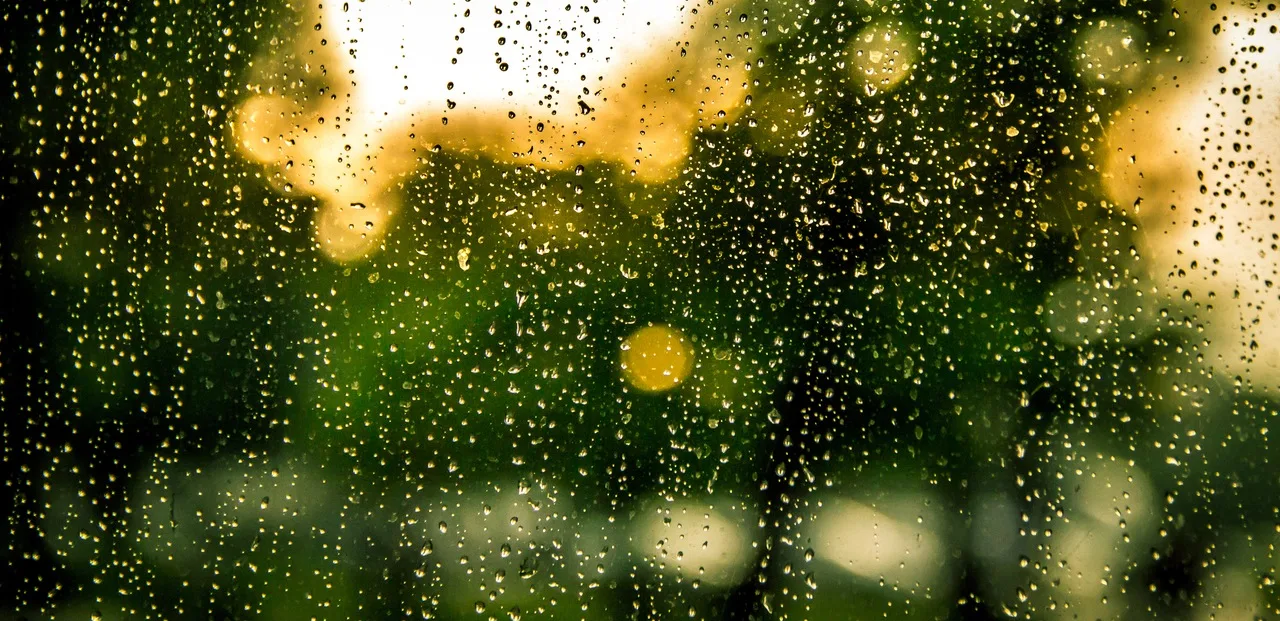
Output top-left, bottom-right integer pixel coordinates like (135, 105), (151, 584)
(2, 0), (1278, 619)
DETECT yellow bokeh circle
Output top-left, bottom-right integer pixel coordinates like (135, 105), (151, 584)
(620, 324), (695, 393)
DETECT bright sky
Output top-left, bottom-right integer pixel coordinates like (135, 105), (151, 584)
(334, 0), (695, 123)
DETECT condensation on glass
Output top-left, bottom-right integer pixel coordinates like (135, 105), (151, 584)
(2, 1), (1278, 619)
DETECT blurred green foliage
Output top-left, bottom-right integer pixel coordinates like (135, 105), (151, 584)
(4, 0), (1280, 619)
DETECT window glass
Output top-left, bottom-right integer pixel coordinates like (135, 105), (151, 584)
(3, 1), (1278, 619)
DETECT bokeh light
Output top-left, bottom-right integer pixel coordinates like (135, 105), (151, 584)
(620, 324), (696, 393)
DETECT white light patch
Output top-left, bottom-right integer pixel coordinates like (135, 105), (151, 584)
(632, 496), (756, 588)
(811, 497), (946, 590)
(1103, 7), (1280, 394)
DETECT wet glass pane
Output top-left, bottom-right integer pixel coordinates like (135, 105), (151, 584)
(2, 1), (1278, 619)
